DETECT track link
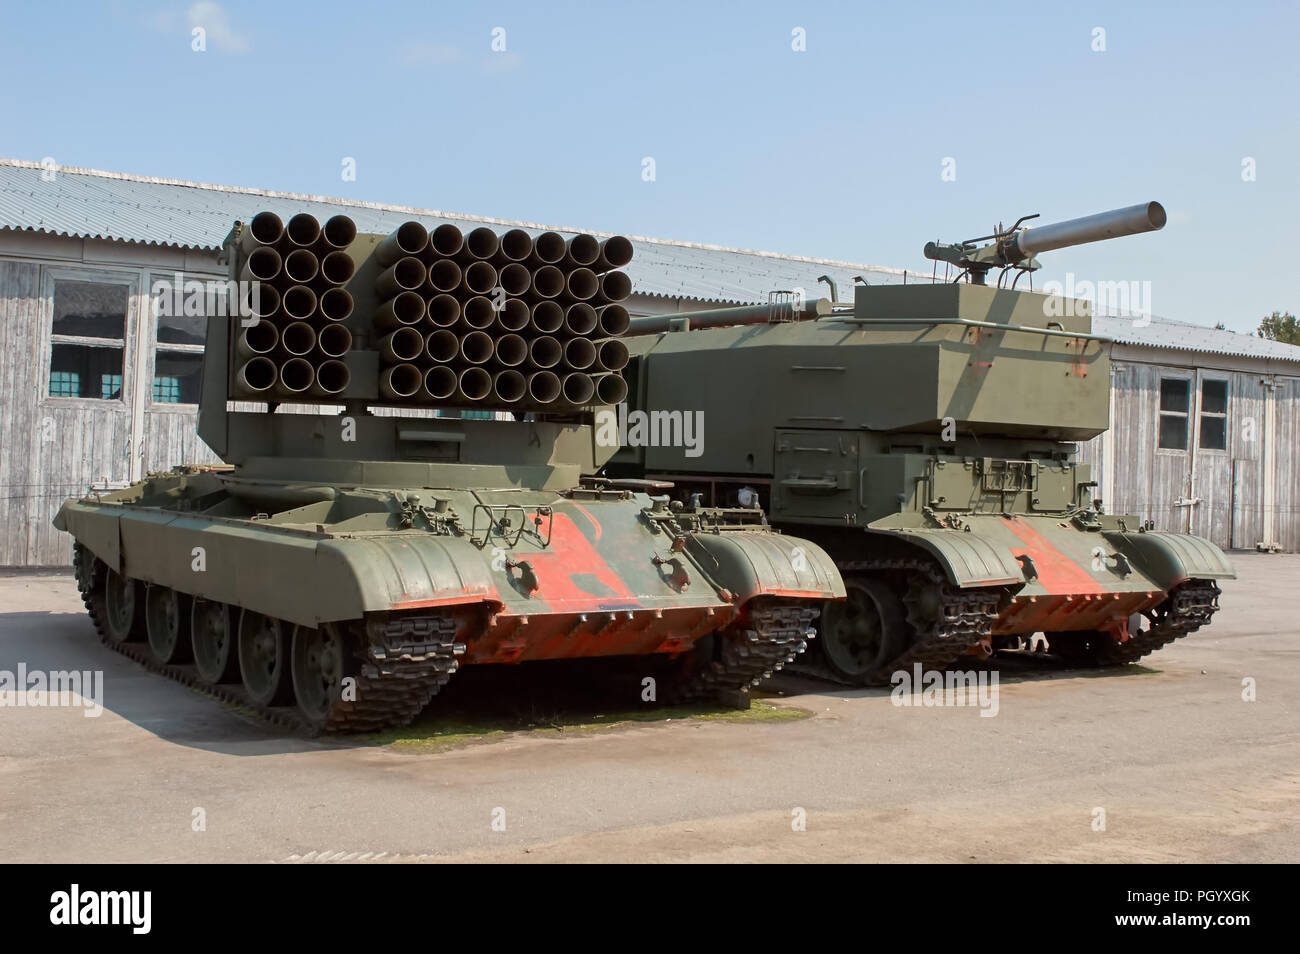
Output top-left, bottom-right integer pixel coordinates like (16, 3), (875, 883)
(323, 617), (465, 733)
(1051, 579), (1223, 666)
(793, 557), (1006, 687)
(73, 544), (462, 736)
(666, 602), (819, 704)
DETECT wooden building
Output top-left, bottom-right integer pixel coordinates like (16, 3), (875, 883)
(1080, 318), (1300, 552)
(2, 158), (1298, 565)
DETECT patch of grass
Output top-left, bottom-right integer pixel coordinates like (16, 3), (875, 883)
(364, 699), (810, 753)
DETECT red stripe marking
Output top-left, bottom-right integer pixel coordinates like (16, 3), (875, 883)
(522, 512), (640, 608)
(1001, 516), (1106, 596)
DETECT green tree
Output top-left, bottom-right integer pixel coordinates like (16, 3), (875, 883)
(1257, 311), (1300, 345)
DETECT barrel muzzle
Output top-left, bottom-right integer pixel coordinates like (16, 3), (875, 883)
(278, 356), (316, 395)
(376, 221), (429, 267)
(562, 233), (599, 268)
(374, 291), (425, 330)
(429, 223), (464, 259)
(284, 214), (321, 249)
(311, 359), (350, 396)
(424, 365), (457, 400)
(318, 287), (353, 322)
(528, 370), (561, 404)
(426, 294), (461, 328)
(425, 329), (459, 363)
(381, 363), (423, 399)
(318, 215), (357, 251)
(595, 235), (634, 272)
(595, 373), (628, 405)
(380, 327), (424, 363)
(318, 250), (356, 286)
(458, 366), (492, 401)
(283, 249), (320, 285)
(282, 286), (318, 321)
(237, 356), (277, 393)
(316, 323), (352, 359)
(376, 257), (427, 298)
(494, 369), (526, 403)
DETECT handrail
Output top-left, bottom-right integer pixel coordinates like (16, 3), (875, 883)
(826, 313), (1113, 343)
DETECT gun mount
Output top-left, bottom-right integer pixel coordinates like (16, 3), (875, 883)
(923, 201), (1167, 286)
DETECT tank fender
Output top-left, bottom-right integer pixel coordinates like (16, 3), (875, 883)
(1101, 530), (1235, 587)
(53, 502), (122, 574)
(864, 528), (1025, 587)
(684, 533), (845, 603)
(315, 535), (502, 617)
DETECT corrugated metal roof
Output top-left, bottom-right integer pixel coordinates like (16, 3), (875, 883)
(0, 158), (908, 305)
(1094, 313), (1300, 364)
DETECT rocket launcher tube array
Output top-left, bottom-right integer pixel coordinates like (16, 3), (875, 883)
(234, 212), (634, 409)
(367, 220), (635, 409)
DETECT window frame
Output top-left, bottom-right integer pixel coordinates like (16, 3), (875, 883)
(38, 266), (141, 409)
(147, 270), (210, 412)
(1155, 371), (1193, 455)
(1194, 374), (1231, 455)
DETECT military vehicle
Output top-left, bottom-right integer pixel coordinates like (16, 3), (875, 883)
(612, 202), (1234, 684)
(54, 214), (843, 732)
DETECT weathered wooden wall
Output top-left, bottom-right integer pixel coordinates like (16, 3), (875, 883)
(1078, 359), (1299, 552)
(1277, 376), (1300, 552)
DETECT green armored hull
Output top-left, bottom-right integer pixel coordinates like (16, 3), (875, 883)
(613, 203), (1234, 683)
(53, 214), (843, 731)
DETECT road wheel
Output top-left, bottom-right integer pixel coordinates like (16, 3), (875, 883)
(103, 569), (146, 643)
(291, 623), (353, 729)
(819, 578), (908, 684)
(73, 542), (102, 594)
(239, 610), (292, 706)
(146, 585), (192, 664)
(191, 598), (239, 684)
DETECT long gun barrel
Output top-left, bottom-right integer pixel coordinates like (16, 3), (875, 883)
(924, 200), (1166, 284)
(626, 297), (831, 336)
(1012, 201), (1166, 257)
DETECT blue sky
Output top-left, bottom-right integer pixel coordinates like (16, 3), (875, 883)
(1, 0), (1295, 331)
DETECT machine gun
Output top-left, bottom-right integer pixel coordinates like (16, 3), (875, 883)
(923, 201), (1167, 286)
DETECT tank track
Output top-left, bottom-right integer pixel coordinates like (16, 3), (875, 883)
(792, 557), (1006, 687)
(1051, 579), (1222, 667)
(73, 544), (461, 736)
(665, 602), (819, 704)
(320, 616), (464, 733)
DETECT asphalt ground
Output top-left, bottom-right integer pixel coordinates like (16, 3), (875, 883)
(0, 553), (1295, 863)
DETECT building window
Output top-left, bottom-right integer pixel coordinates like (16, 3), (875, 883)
(49, 371), (81, 397)
(152, 289), (208, 405)
(100, 374), (124, 400)
(153, 376), (182, 403)
(47, 280), (129, 400)
(1158, 377), (1190, 451)
(1199, 379), (1228, 451)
